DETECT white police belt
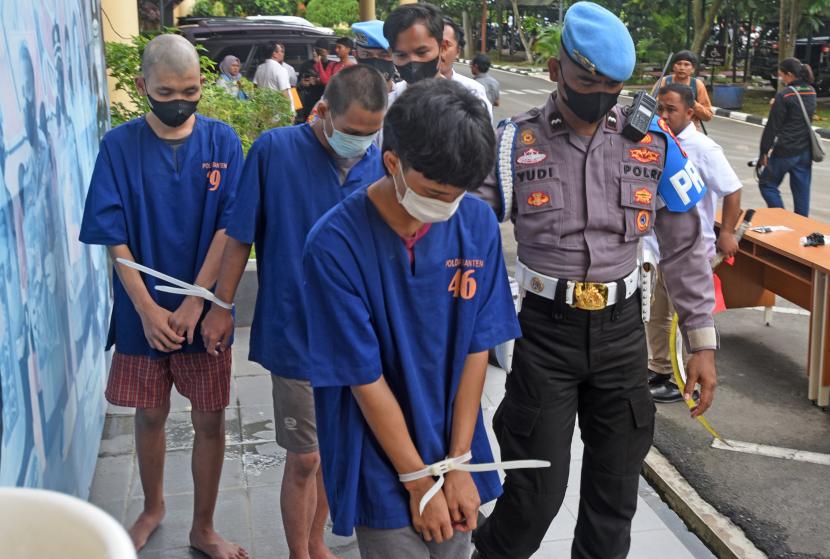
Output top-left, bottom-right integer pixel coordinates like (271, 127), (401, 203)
(516, 261), (639, 310)
(399, 451), (550, 515)
(115, 258), (234, 310)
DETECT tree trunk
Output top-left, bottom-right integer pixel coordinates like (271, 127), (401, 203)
(510, 0), (534, 63)
(462, 10), (474, 60)
(778, 0), (802, 70)
(481, 0), (488, 54)
(691, 0), (724, 55)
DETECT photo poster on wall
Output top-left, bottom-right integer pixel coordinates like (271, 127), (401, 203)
(0, 0), (112, 497)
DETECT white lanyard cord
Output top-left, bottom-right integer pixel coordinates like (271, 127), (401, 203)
(115, 258), (234, 310)
(399, 451), (551, 514)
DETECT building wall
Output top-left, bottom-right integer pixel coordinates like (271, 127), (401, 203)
(101, 0), (140, 109)
(0, 0), (111, 497)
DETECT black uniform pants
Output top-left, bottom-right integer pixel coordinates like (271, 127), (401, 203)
(475, 290), (655, 559)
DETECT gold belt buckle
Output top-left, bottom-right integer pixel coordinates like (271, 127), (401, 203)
(571, 282), (608, 311)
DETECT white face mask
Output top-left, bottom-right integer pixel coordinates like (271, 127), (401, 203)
(393, 167), (463, 223)
(324, 113), (377, 158)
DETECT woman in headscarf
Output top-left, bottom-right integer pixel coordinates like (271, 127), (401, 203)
(216, 55), (247, 99)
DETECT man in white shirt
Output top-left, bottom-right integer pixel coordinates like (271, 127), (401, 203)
(253, 43), (294, 111)
(438, 17), (493, 119)
(645, 83), (742, 403)
(276, 43), (298, 86)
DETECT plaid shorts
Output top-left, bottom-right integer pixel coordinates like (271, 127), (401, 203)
(106, 351), (232, 411)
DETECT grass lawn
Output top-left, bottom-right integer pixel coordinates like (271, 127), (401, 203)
(737, 89), (830, 124)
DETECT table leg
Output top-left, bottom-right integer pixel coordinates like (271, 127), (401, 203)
(808, 271), (828, 405)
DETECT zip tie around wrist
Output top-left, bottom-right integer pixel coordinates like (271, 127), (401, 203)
(399, 451), (550, 514)
(115, 258), (234, 310)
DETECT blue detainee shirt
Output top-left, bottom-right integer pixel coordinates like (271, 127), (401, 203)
(79, 115), (242, 357)
(226, 124), (384, 379)
(303, 189), (522, 536)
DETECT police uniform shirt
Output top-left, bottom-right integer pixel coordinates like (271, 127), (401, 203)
(79, 115), (243, 356)
(226, 124), (384, 379)
(477, 96), (717, 351)
(303, 189), (521, 536)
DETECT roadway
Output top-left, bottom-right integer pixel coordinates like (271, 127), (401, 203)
(456, 63), (830, 558)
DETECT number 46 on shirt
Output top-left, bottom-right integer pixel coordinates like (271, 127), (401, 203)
(448, 269), (477, 300)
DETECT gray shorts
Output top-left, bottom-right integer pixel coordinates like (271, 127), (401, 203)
(355, 526), (471, 559)
(271, 375), (318, 454)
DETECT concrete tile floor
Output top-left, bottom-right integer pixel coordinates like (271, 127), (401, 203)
(89, 328), (714, 558)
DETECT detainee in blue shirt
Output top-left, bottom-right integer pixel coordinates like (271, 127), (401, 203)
(200, 65), (388, 558)
(79, 35), (247, 559)
(303, 79), (521, 558)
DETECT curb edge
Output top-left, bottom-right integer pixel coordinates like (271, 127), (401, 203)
(642, 447), (767, 559)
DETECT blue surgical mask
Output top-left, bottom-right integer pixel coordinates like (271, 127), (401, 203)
(324, 113), (377, 158)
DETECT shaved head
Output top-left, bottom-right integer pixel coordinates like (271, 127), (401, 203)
(141, 34), (200, 79)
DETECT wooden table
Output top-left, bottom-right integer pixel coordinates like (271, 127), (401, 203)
(715, 208), (830, 407)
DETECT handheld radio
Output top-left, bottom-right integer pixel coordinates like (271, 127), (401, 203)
(621, 52), (674, 142)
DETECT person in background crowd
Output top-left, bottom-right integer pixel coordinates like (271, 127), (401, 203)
(253, 43), (294, 111)
(79, 34), (246, 559)
(315, 37), (355, 86)
(275, 43), (298, 86)
(383, 2), (446, 106)
(645, 83), (742, 403)
(216, 55), (247, 100)
(438, 16), (492, 119)
(655, 50), (713, 130)
(295, 67), (323, 124)
(352, 19), (397, 92)
(201, 65), (388, 559)
(471, 53), (500, 107)
(758, 58), (817, 217)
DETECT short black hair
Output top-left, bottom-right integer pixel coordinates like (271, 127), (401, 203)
(384, 3), (444, 51)
(382, 79), (495, 191)
(273, 43), (285, 55)
(671, 50), (699, 68)
(336, 37), (353, 49)
(472, 53), (491, 72)
(443, 16), (465, 49)
(659, 83), (694, 110)
(324, 64), (388, 116)
(314, 38), (330, 49)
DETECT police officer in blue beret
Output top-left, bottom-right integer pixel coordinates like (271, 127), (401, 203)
(473, 3), (718, 558)
(352, 20), (396, 88)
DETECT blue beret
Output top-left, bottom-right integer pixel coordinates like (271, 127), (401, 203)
(561, 2), (635, 82)
(351, 20), (389, 50)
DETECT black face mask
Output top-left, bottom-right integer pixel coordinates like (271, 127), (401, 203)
(560, 66), (619, 123)
(147, 94), (200, 128)
(358, 57), (396, 82)
(396, 57), (439, 84)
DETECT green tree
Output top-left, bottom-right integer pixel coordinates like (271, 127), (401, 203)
(192, 0), (296, 17)
(305, 0), (359, 27)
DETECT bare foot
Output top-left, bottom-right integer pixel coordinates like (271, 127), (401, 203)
(128, 506), (165, 552)
(190, 527), (248, 559)
(309, 542), (344, 559)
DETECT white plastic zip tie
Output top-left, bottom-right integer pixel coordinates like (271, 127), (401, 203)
(115, 258), (233, 310)
(398, 451), (550, 514)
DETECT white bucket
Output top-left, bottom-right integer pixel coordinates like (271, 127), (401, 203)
(0, 488), (136, 559)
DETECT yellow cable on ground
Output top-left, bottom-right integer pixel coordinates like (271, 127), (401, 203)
(669, 313), (729, 444)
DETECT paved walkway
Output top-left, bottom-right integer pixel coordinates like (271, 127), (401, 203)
(89, 328), (714, 558)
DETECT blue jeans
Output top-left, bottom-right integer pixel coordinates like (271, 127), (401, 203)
(759, 151), (812, 216)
